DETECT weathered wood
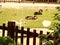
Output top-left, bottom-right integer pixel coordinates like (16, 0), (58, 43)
(0, 22), (54, 45)
(15, 26), (18, 45)
(0, 0), (60, 3)
(0, 26), (7, 30)
(39, 31), (43, 45)
(2, 24), (5, 37)
(21, 27), (24, 45)
(0, 26), (2, 29)
(4, 0), (5, 3)
(47, 32), (50, 35)
(40, 31), (43, 34)
(18, 30), (38, 37)
(26, 28), (30, 45)
(7, 22), (15, 40)
(33, 30), (36, 45)
(0, 25), (38, 37)
(18, 0), (20, 3)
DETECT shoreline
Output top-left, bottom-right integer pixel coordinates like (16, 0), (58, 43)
(0, 3), (60, 9)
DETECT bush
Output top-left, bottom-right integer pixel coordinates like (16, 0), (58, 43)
(46, 41), (53, 45)
(49, 8), (60, 45)
(57, 0), (60, 3)
(0, 36), (22, 45)
(0, 36), (15, 45)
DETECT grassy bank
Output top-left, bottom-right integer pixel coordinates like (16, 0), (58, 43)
(0, 8), (57, 28)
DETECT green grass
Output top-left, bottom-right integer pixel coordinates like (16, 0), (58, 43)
(0, 8), (57, 28)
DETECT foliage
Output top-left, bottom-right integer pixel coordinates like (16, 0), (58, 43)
(0, 36), (15, 45)
(45, 7), (60, 45)
(57, 0), (60, 2)
(0, 36), (21, 45)
(38, 34), (46, 41)
(49, 8), (60, 30)
(39, 10), (60, 44)
(38, 34), (54, 45)
(45, 41), (53, 45)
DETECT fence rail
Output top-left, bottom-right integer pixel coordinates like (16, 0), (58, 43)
(0, 0), (60, 4)
(0, 21), (52, 45)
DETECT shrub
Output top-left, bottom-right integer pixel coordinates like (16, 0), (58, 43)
(0, 36), (15, 45)
(46, 41), (53, 45)
(0, 36), (22, 45)
(57, 0), (60, 3)
(49, 8), (60, 45)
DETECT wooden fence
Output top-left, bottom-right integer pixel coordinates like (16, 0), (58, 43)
(0, 21), (51, 45)
(0, 0), (20, 3)
(0, 0), (60, 3)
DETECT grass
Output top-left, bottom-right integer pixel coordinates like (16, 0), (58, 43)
(0, 8), (57, 28)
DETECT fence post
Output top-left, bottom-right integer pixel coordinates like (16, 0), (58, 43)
(47, 32), (50, 35)
(26, 28), (30, 45)
(7, 22), (15, 40)
(40, 31), (43, 34)
(39, 31), (43, 45)
(21, 27), (24, 45)
(2, 24), (5, 37)
(33, 30), (36, 45)
(15, 26), (18, 45)
(4, 0), (5, 3)
(48, 0), (49, 3)
(46, 32), (50, 41)
(18, 0), (20, 3)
